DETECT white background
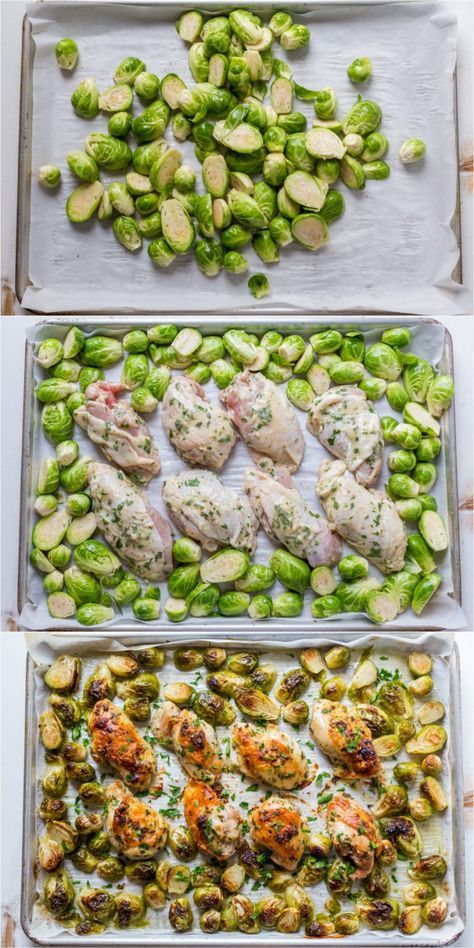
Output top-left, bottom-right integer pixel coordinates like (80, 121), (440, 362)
(1, 0), (473, 945)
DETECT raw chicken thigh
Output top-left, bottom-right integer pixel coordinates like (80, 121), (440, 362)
(221, 370), (304, 471)
(74, 381), (160, 485)
(162, 376), (236, 470)
(326, 794), (382, 879)
(310, 699), (380, 780)
(316, 459), (406, 574)
(307, 385), (383, 487)
(162, 469), (258, 553)
(244, 466), (342, 566)
(250, 796), (305, 871)
(88, 461), (173, 581)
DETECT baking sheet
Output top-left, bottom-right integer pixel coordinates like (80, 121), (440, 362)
(18, 0), (471, 316)
(18, 316), (464, 633)
(21, 631), (466, 946)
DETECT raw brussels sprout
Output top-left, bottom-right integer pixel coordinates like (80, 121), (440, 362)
(134, 71), (160, 102)
(64, 566), (100, 606)
(272, 590), (303, 617)
(359, 376), (386, 400)
(364, 159), (390, 179)
(418, 510), (448, 551)
(248, 273), (270, 299)
(82, 335), (122, 368)
(168, 563), (200, 599)
(113, 215), (142, 252)
(36, 456), (60, 495)
(339, 154), (365, 190)
(343, 133), (364, 156)
(148, 238), (175, 268)
(55, 38), (79, 71)
(76, 604), (114, 626)
(195, 238), (223, 276)
(41, 402), (73, 446)
(342, 98), (382, 137)
(336, 577), (379, 612)
(43, 869), (75, 916)
(426, 374), (454, 417)
(37, 164), (61, 189)
(74, 539), (120, 578)
(56, 440), (79, 468)
(85, 133), (132, 172)
(388, 449), (416, 473)
(108, 110), (132, 137)
(31, 547), (56, 573)
(36, 338), (65, 369)
(71, 77), (99, 119)
(400, 138), (426, 164)
(309, 566), (337, 597)
(33, 509), (71, 553)
(34, 498), (58, 520)
(130, 387), (158, 413)
(247, 594), (272, 620)
(66, 511), (96, 546)
(280, 24), (310, 50)
(47, 544), (72, 569)
(285, 378), (314, 411)
(270, 549), (310, 593)
(114, 56), (146, 85)
(36, 379), (77, 405)
(347, 56), (373, 83)
(99, 84), (134, 114)
(219, 591), (251, 616)
(130, 596), (160, 621)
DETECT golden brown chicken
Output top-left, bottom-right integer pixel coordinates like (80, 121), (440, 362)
(326, 794), (382, 878)
(104, 780), (167, 860)
(232, 722), (308, 790)
(88, 699), (156, 791)
(183, 780), (242, 861)
(310, 699), (380, 780)
(250, 796), (305, 871)
(151, 701), (222, 783)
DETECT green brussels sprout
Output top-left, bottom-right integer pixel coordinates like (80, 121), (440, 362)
(402, 359), (435, 404)
(343, 133), (364, 156)
(385, 381), (408, 413)
(247, 594), (272, 620)
(56, 440), (79, 468)
(426, 374), (454, 417)
(400, 138), (426, 164)
(312, 594), (341, 618)
(248, 273), (270, 299)
(119, 353), (148, 391)
(85, 133), (132, 172)
(131, 597), (160, 621)
(280, 24), (310, 50)
(36, 456), (60, 495)
(133, 139), (168, 175)
(55, 38), (79, 71)
(43, 869), (75, 917)
(387, 449), (416, 473)
(31, 547), (56, 573)
(329, 360), (365, 384)
(130, 387), (157, 413)
(148, 237), (176, 269)
(318, 190), (344, 225)
(74, 539), (120, 577)
(270, 549), (310, 593)
(363, 159), (390, 180)
(347, 57), (373, 83)
(40, 564), (62, 588)
(66, 392), (85, 414)
(33, 509), (71, 556)
(168, 563), (201, 599)
(309, 329), (342, 353)
(107, 181), (134, 216)
(408, 796), (433, 821)
(113, 215), (142, 253)
(36, 379), (77, 405)
(336, 576), (379, 611)
(64, 566), (100, 606)
(253, 230), (279, 263)
(222, 251), (247, 275)
(176, 10), (203, 42)
(272, 591), (303, 617)
(413, 462), (437, 493)
(416, 438), (441, 462)
(403, 402), (440, 438)
(66, 149), (101, 185)
(41, 402), (73, 446)
(71, 77), (99, 119)
(82, 335), (122, 368)
(36, 338), (64, 369)
(134, 71), (160, 102)
(315, 158), (340, 184)
(312, 87), (337, 121)
(46, 545), (72, 571)
(359, 376), (386, 400)
(269, 12), (293, 36)
(342, 98), (382, 137)
(411, 573), (441, 615)
(99, 84), (134, 115)
(320, 674), (346, 702)
(93, 856), (124, 883)
(396, 498), (422, 521)
(195, 238), (223, 276)
(364, 342), (402, 381)
(216, 591), (249, 616)
(59, 458), (90, 494)
(114, 56), (145, 85)
(51, 359), (81, 382)
(135, 193), (159, 216)
(107, 110), (132, 137)
(339, 154), (365, 190)
(418, 510), (447, 552)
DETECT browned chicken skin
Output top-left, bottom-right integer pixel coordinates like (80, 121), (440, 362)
(232, 722), (308, 790)
(183, 780), (242, 861)
(152, 701), (223, 783)
(310, 699), (380, 780)
(88, 699), (156, 791)
(104, 780), (167, 860)
(250, 796), (305, 871)
(326, 794), (382, 878)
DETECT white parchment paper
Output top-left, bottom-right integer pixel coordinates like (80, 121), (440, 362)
(23, 632), (464, 945)
(21, 1), (470, 315)
(18, 317), (465, 632)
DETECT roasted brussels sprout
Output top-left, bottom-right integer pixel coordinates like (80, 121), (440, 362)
(43, 869), (75, 917)
(169, 896), (193, 931)
(38, 834), (64, 873)
(378, 817), (422, 857)
(44, 655), (80, 693)
(357, 898), (399, 931)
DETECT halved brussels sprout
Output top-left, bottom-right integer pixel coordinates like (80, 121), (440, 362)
(43, 869), (75, 917)
(55, 38), (79, 71)
(235, 688), (280, 721)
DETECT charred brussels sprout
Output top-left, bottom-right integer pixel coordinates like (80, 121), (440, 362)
(358, 899), (399, 931)
(169, 896), (193, 931)
(378, 817), (422, 857)
(275, 668), (310, 704)
(43, 869), (75, 917)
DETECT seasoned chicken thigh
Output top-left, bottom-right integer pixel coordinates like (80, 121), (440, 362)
(310, 699), (380, 780)
(74, 381), (160, 485)
(104, 780), (167, 860)
(317, 459), (406, 574)
(307, 386), (383, 486)
(244, 467), (342, 567)
(162, 469), (258, 553)
(232, 723), (308, 790)
(162, 376), (236, 470)
(88, 462), (173, 581)
(250, 796), (305, 871)
(183, 780), (242, 861)
(88, 699), (156, 791)
(221, 371), (304, 471)
(326, 794), (382, 879)
(152, 701), (222, 783)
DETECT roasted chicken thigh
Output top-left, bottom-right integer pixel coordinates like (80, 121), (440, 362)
(326, 794), (382, 878)
(88, 699), (156, 791)
(232, 722), (308, 790)
(152, 701), (222, 783)
(183, 780), (242, 861)
(310, 699), (380, 780)
(74, 381), (160, 485)
(104, 780), (167, 860)
(250, 796), (305, 871)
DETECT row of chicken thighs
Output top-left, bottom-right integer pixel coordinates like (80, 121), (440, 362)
(75, 371), (407, 582)
(89, 695), (382, 876)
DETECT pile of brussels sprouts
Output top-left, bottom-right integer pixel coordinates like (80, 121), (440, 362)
(39, 11), (425, 298)
(36, 644), (451, 937)
(29, 323), (454, 627)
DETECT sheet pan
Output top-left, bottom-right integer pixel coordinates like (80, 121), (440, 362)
(16, 1), (470, 316)
(21, 631), (466, 946)
(17, 316), (464, 633)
